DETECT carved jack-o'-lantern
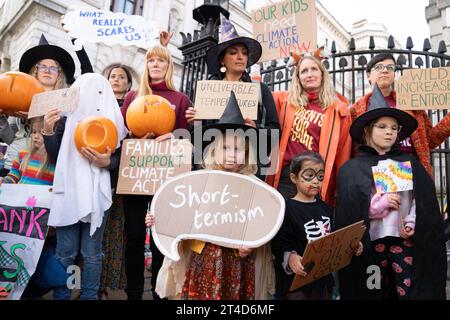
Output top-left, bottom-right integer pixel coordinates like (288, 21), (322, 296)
(126, 95), (176, 138)
(74, 116), (118, 154)
(0, 71), (45, 113)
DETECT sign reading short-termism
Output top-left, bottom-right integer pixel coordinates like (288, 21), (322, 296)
(396, 66), (450, 110)
(194, 80), (259, 120)
(151, 170), (285, 261)
(62, 10), (159, 49)
(290, 220), (366, 291)
(116, 139), (192, 195)
(251, 0), (317, 63)
(28, 87), (79, 119)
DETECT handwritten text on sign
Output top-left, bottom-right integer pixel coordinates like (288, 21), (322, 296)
(251, 0), (317, 63)
(62, 10), (158, 49)
(396, 67), (450, 110)
(372, 159), (413, 194)
(194, 81), (259, 120)
(28, 87), (79, 119)
(151, 170), (285, 261)
(116, 139), (192, 195)
(290, 221), (366, 291)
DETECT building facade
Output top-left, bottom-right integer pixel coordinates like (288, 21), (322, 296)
(426, 0), (450, 52)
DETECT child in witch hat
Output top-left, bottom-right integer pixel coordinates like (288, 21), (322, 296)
(335, 84), (447, 300)
(146, 91), (275, 300)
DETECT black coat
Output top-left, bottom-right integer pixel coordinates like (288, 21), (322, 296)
(335, 145), (447, 300)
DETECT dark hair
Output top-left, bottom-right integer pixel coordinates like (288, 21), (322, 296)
(290, 152), (324, 176)
(366, 53), (396, 73)
(107, 64), (133, 87)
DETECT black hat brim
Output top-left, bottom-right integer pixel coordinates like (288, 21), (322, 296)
(206, 37), (262, 75)
(19, 44), (75, 82)
(350, 108), (418, 144)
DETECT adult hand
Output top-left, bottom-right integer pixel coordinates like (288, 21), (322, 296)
(80, 146), (112, 168)
(155, 132), (174, 142)
(160, 31), (174, 47)
(238, 247), (252, 258)
(400, 226), (415, 239)
(13, 111), (29, 118)
(244, 118), (257, 128)
(145, 212), (155, 227)
(288, 253), (307, 276)
(387, 193), (401, 210)
(60, 15), (69, 33)
(43, 108), (61, 134)
(185, 107), (196, 124)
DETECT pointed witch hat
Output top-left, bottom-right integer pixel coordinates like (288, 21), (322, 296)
(19, 34), (75, 83)
(206, 14), (262, 75)
(350, 84), (418, 144)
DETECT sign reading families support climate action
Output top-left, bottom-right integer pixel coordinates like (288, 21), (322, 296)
(151, 170), (285, 261)
(116, 139), (192, 195)
(252, 0), (317, 63)
(0, 184), (53, 300)
(290, 220), (366, 291)
(28, 87), (80, 119)
(62, 10), (159, 49)
(396, 66), (450, 110)
(194, 80), (259, 120)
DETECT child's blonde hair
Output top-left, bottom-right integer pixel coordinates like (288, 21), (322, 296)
(288, 56), (336, 109)
(19, 117), (51, 178)
(202, 132), (258, 175)
(137, 46), (176, 97)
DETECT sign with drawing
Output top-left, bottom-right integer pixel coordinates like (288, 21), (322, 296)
(372, 159), (413, 194)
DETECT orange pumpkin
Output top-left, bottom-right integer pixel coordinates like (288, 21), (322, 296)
(0, 71), (45, 113)
(74, 116), (118, 154)
(126, 95), (176, 138)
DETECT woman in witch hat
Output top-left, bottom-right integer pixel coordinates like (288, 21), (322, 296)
(147, 91), (275, 300)
(335, 85), (447, 300)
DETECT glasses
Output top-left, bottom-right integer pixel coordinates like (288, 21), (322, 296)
(372, 64), (396, 73)
(371, 123), (402, 133)
(300, 168), (325, 182)
(36, 64), (60, 74)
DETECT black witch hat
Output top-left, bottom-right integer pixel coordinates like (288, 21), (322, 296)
(350, 84), (418, 144)
(19, 34), (75, 83)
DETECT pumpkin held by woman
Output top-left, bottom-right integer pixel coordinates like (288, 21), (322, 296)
(74, 116), (118, 154)
(126, 95), (176, 138)
(0, 71), (45, 113)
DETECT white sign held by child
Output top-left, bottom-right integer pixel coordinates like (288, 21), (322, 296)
(62, 10), (159, 49)
(372, 159), (413, 194)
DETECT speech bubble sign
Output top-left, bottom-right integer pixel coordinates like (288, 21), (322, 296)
(151, 170), (285, 261)
(290, 220), (366, 291)
(28, 87), (79, 119)
(251, 0), (317, 63)
(62, 10), (159, 49)
(395, 66), (450, 110)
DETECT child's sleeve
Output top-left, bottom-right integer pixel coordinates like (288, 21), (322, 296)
(368, 193), (390, 219)
(403, 198), (416, 230)
(271, 208), (297, 275)
(3, 154), (21, 184)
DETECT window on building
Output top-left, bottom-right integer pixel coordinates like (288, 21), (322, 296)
(110, 0), (143, 16)
(236, 0), (246, 9)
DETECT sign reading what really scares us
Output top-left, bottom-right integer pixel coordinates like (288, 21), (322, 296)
(0, 184), (53, 300)
(62, 10), (159, 49)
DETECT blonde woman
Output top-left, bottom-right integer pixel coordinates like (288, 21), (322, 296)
(120, 45), (191, 300)
(266, 55), (352, 207)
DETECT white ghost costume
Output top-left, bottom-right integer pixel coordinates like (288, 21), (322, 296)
(49, 73), (128, 236)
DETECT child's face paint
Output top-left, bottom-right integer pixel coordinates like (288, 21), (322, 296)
(290, 160), (324, 199)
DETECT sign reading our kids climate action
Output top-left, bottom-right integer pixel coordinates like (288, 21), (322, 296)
(0, 184), (53, 300)
(150, 170), (285, 261)
(290, 220), (366, 291)
(194, 81), (259, 120)
(251, 0), (317, 63)
(61, 10), (159, 49)
(116, 139), (192, 195)
(395, 66), (450, 110)
(371, 160), (413, 194)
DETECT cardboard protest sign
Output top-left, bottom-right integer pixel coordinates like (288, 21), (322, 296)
(62, 10), (159, 49)
(396, 66), (450, 110)
(252, 0), (317, 63)
(194, 80), (259, 120)
(290, 220), (366, 291)
(0, 184), (53, 300)
(372, 159), (413, 194)
(28, 87), (79, 119)
(116, 139), (192, 195)
(151, 170), (285, 261)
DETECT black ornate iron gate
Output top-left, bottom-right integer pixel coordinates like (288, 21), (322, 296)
(178, 2), (450, 213)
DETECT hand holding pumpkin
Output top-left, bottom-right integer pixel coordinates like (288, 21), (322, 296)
(80, 146), (112, 168)
(43, 108), (61, 134)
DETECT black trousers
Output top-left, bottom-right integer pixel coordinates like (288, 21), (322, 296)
(123, 194), (164, 300)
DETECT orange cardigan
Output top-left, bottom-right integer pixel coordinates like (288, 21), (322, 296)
(266, 91), (352, 207)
